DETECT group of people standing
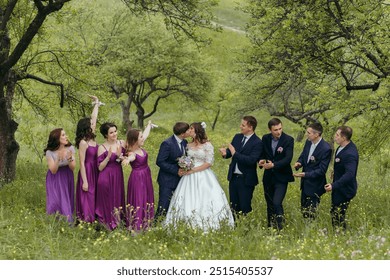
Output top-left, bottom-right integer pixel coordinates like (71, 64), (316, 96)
(218, 116), (359, 231)
(43, 101), (359, 233)
(44, 95), (155, 231)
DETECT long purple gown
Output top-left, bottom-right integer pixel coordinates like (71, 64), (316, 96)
(126, 149), (155, 231)
(95, 145), (125, 230)
(45, 146), (75, 223)
(75, 144), (99, 222)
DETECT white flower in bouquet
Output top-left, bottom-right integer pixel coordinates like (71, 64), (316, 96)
(177, 155), (194, 171)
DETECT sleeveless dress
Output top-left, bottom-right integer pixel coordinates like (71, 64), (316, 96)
(75, 143), (99, 222)
(45, 146), (75, 223)
(126, 149), (154, 231)
(164, 142), (234, 231)
(95, 144), (125, 230)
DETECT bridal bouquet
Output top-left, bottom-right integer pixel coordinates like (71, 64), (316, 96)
(177, 155), (194, 171)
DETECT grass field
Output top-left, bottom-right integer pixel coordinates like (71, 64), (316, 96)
(1, 126), (389, 260)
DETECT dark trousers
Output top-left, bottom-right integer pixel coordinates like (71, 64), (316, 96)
(154, 185), (176, 221)
(301, 192), (322, 220)
(229, 174), (255, 216)
(263, 182), (288, 230)
(330, 200), (350, 231)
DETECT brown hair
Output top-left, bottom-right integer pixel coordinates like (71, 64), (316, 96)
(191, 122), (208, 144)
(308, 122), (323, 136)
(44, 128), (71, 154)
(337, 126), (353, 141)
(125, 129), (141, 153)
(267, 118), (282, 129)
(243, 116), (257, 131)
(173, 122), (190, 135)
(75, 117), (96, 148)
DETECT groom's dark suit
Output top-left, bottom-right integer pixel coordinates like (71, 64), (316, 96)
(296, 138), (332, 218)
(155, 135), (187, 219)
(225, 133), (263, 214)
(260, 132), (294, 228)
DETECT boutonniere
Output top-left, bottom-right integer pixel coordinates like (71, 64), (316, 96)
(310, 156), (316, 162)
(277, 147), (283, 153)
(335, 158), (340, 162)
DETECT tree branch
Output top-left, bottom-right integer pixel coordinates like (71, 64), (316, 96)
(1, 0), (71, 75)
(0, 0), (18, 32)
(21, 74), (65, 107)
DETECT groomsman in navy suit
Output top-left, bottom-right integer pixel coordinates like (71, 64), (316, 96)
(325, 126), (359, 231)
(294, 122), (332, 219)
(259, 118), (294, 230)
(155, 122), (190, 220)
(219, 116), (263, 217)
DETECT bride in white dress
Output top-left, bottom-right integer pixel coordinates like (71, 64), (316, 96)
(164, 122), (234, 231)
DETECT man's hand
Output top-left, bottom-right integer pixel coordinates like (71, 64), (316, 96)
(324, 183), (332, 192)
(228, 143), (236, 155)
(264, 160), (274, 169)
(294, 162), (302, 171)
(293, 172), (305, 177)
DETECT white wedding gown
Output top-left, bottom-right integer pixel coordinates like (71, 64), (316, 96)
(164, 142), (234, 231)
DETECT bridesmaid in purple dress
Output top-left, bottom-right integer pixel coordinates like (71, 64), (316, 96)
(44, 128), (76, 223)
(95, 122), (126, 230)
(75, 95), (101, 223)
(122, 120), (155, 231)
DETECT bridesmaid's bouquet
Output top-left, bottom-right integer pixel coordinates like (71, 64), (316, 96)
(177, 155), (194, 171)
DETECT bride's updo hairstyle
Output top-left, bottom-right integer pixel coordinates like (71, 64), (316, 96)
(191, 122), (208, 144)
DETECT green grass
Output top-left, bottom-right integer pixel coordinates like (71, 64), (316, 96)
(1, 128), (389, 260)
(213, 0), (250, 31)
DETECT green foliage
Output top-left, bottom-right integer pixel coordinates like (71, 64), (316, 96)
(42, 0), (217, 129)
(122, 0), (220, 44)
(238, 0), (390, 153)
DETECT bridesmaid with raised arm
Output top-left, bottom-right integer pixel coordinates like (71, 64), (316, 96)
(44, 128), (76, 223)
(75, 95), (101, 223)
(95, 122), (126, 230)
(122, 120), (155, 232)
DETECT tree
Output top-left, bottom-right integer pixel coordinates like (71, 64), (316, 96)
(102, 16), (212, 130)
(238, 0), (390, 142)
(0, 0), (219, 182)
(0, 0), (71, 183)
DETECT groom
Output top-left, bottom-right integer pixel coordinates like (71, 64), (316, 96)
(155, 122), (190, 221)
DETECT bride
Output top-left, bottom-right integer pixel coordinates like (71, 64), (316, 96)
(164, 122), (234, 231)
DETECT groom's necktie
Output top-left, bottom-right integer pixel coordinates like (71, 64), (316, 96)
(180, 141), (185, 155)
(241, 136), (247, 148)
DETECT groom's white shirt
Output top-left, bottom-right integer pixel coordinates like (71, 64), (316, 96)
(174, 134), (183, 150)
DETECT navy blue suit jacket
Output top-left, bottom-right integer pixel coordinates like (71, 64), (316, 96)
(225, 133), (263, 186)
(297, 138), (332, 197)
(331, 141), (359, 205)
(156, 135), (187, 191)
(260, 132), (294, 185)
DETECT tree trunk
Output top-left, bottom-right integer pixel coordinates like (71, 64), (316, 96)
(211, 106), (220, 131)
(0, 79), (19, 184)
(136, 107), (145, 129)
(120, 101), (133, 133)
